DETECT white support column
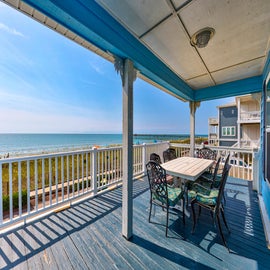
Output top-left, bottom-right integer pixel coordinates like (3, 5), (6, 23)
(189, 101), (200, 157)
(237, 97), (241, 146)
(116, 58), (136, 240)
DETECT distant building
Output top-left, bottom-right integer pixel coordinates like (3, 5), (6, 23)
(208, 94), (260, 148)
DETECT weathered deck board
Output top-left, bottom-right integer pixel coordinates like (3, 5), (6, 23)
(0, 176), (270, 270)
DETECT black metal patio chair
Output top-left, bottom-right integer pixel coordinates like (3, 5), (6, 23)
(150, 152), (162, 164)
(146, 160), (185, 236)
(196, 146), (217, 160)
(163, 148), (177, 163)
(190, 163), (231, 250)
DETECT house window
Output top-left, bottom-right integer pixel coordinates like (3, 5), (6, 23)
(222, 126), (235, 136)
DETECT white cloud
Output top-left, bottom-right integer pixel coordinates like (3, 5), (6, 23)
(88, 54), (109, 75)
(0, 22), (24, 37)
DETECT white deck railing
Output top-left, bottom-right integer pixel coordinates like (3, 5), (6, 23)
(171, 143), (258, 182)
(0, 141), (169, 231)
(240, 110), (260, 121)
(0, 140), (258, 231)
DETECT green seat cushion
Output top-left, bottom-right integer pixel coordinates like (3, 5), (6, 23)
(153, 186), (184, 207)
(188, 182), (219, 205)
(188, 182), (210, 200)
(167, 186), (184, 207)
(195, 189), (219, 205)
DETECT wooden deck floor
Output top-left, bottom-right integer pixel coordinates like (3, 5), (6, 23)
(0, 176), (270, 269)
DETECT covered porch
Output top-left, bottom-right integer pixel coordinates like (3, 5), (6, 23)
(0, 0), (270, 268)
(0, 175), (269, 269)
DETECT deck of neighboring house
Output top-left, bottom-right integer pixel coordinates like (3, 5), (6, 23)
(0, 176), (269, 270)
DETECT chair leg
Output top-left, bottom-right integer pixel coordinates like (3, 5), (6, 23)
(182, 197), (185, 225)
(198, 205), (202, 217)
(216, 214), (229, 250)
(210, 211), (214, 221)
(165, 207), (169, 237)
(223, 190), (226, 205)
(220, 207), (230, 233)
(191, 201), (196, 233)
(148, 200), (152, 223)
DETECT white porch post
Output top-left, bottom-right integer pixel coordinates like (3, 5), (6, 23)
(189, 101), (200, 157)
(237, 97), (241, 146)
(115, 58), (136, 239)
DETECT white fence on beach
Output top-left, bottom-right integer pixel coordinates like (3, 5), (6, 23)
(0, 141), (258, 232)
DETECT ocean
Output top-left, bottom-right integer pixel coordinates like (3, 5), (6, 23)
(0, 133), (206, 157)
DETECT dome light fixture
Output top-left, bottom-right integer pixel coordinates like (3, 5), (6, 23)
(190, 27), (215, 48)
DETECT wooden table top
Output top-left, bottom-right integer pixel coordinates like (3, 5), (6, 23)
(161, 156), (215, 181)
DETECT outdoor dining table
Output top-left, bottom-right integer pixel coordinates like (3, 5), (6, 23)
(161, 156), (215, 215)
(161, 156), (215, 182)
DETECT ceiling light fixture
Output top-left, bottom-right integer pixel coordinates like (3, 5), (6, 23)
(190, 27), (215, 48)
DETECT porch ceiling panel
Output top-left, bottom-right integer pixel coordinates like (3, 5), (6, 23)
(141, 16), (210, 80)
(212, 58), (264, 85)
(96, 0), (270, 92)
(2, 0), (270, 101)
(94, 0), (171, 37)
(187, 74), (214, 90)
(180, 0), (270, 71)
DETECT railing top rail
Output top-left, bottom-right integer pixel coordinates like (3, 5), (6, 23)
(170, 143), (258, 154)
(0, 141), (169, 164)
(240, 110), (260, 114)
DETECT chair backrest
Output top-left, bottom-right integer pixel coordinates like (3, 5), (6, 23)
(215, 163), (231, 212)
(150, 153), (162, 164)
(197, 147), (216, 160)
(163, 148), (177, 163)
(223, 153), (230, 167)
(211, 156), (221, 182)
(146, 161), (168, 205)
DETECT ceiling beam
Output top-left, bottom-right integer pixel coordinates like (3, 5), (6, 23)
(194, 76), (263, 101)
(263, 51), (270, 82)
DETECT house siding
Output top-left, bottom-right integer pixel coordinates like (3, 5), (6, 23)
(219, 106), (238, 146)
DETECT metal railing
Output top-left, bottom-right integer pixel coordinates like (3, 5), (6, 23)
(0, 142), (169, 231)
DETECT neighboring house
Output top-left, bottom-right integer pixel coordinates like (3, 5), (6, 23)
(208, 94), (260, 148)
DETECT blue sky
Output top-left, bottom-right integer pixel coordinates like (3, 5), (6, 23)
(0, 3), (233, 134)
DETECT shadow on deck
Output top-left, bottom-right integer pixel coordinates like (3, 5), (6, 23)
(0, 176), (269, 269)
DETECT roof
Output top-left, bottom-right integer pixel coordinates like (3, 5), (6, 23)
(2, 0), (270, 101)
(217, 102), (237, 109)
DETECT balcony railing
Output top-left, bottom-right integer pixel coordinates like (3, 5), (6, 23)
(240, 110), (260, 121)
(0, 140), (258, 232)
(208, 117), (218, 125)
(171, 143), (258, 182)
(0, 141), (169, 231)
